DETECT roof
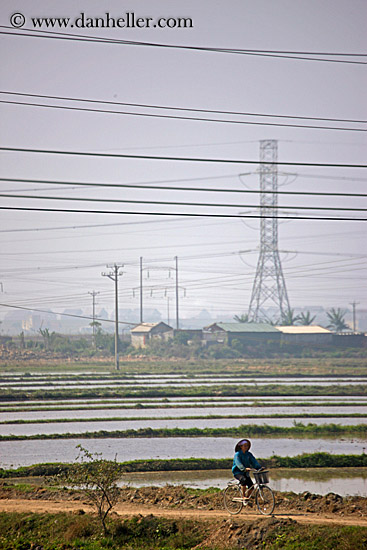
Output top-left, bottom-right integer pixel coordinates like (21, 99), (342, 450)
(275, 325), (332, 334)
(205, 322), (280, 333)
(131, 322), (172, 333)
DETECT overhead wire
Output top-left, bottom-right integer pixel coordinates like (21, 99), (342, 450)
(0, 26), (365, 64)
(1, 176), (366, 197)
(1, 146), (367, 168)
(2, 248), (365, 278)
(3, 253), (366, 303)
(0, 216), (188, 234)
(0, 218), (230, 246)
(1, 90), (365, 124)
(1, 99), (365, 132)
(0, 238), (250, 257)
(0, 206), (365, 221)
(0, 302), (136, 326)
(1, 192), (365, 212)
(4, 261), (366, 310)
(5, 265), (365, 309)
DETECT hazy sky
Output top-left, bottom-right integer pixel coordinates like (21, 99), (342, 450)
(0, 0), (366, 327)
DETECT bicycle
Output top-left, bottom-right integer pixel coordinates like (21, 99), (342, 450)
(223, 469), (275, 516)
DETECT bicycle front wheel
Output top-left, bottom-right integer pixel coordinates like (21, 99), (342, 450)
(223, 484), (243, 515)
(255, 485), (275, 515)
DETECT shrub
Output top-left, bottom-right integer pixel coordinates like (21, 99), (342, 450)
(54, 445), (121, 534)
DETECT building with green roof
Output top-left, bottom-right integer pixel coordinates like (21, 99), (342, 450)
(203, 322), (281, 345)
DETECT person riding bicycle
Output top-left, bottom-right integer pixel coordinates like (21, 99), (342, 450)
(232, 438), (263, 500)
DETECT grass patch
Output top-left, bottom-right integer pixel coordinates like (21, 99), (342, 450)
(1, 452), (367, 478)
(0, 423), (366, 441)
(1, 412), (366, 425)
(0, 512), (366, 549)
(0, 512), (205, 549)
(2, 355), (367, 375)
(0, 383), (366, 402)
(1, 401), (367, 413)
(257, 521), (367, 550)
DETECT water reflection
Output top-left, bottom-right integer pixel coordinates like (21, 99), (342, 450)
(1, 405), (366, 422)
(1, 416), (366, 436)
(119, 468), (367, 497)
(0, 437), (365, 468)
(3, 378), (367, 390)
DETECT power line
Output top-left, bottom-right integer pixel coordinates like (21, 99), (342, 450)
(0, 262), (105, 274)
(0, 239), (251, 257)
(0, 26), (365, 64)
(0, 205), (365, 221)
(287, 173), (367, 182)
(1, 90), (365, 124)
(0, 302), (136, 326)
(3, 256), (366, 303)
(5, 262), (366, 306)
(1, 147), (366, 168)
(0, 217), (185, 234)
(1, 177), (366, 198)
(2, 255), (366, 309)
(3, 99), (365, 132)
(1, 192), (365, 212)
(10, 262), (366, 305)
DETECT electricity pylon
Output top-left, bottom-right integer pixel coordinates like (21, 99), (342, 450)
(248, 140), (290, 322)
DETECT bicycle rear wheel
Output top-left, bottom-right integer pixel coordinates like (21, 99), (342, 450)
(223, 484), (243, 515)
(255, 485), (275, 515)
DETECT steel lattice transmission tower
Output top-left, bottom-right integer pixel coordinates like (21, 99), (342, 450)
(248, 140), (290, 322)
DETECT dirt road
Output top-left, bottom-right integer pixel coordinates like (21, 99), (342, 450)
(0, 498), (366, 527)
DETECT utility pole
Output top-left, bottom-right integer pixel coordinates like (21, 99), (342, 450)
(175, 256), (179, 329)
(349, 301), (359, 332)
(140, 256), (143, 324)
(102, 264), (124, 370)
(88, 290), (100, 348)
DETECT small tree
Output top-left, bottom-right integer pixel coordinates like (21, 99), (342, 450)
(19, 331), (25, 349)
(298, 311), (316, 326)
(233, 314), (250, 323)
(57, 445), (121, 534)
(173, 331), (190, 345)
(38, 327), (57, 350)
(89, 321), (102, 348)
(326, 308), (349, 332)
(280, 309), (300, 326)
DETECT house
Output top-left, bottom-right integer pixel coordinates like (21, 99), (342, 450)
(202, 323), (280, 345)
(332, 331), (366, 347)
(130, 322), (173, 348)
(276, 325), (333, 345)
(173, 329), (203, 343)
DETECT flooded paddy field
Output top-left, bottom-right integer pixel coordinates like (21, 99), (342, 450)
(1, 373), (366, 381)
(1, 416), (367, 436)
(1, 372), (366, 393)
(1, 367), (366, 501)
(1, 370), (367, 439)
(119, 467), (367, 497)
(2, 467), (365, 497)
(0, 436), (365, 469)
(1, 405), (366, 422)
(2, 376), (367, 390)
(2, 398), (367, 414)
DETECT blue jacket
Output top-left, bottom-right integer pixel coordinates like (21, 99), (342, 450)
(232, 450), (261, 476)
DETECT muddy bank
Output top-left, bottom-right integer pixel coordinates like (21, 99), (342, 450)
(0, 484), (366, 518)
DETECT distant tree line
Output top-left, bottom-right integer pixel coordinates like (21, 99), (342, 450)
(233, 307), (350, 331)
